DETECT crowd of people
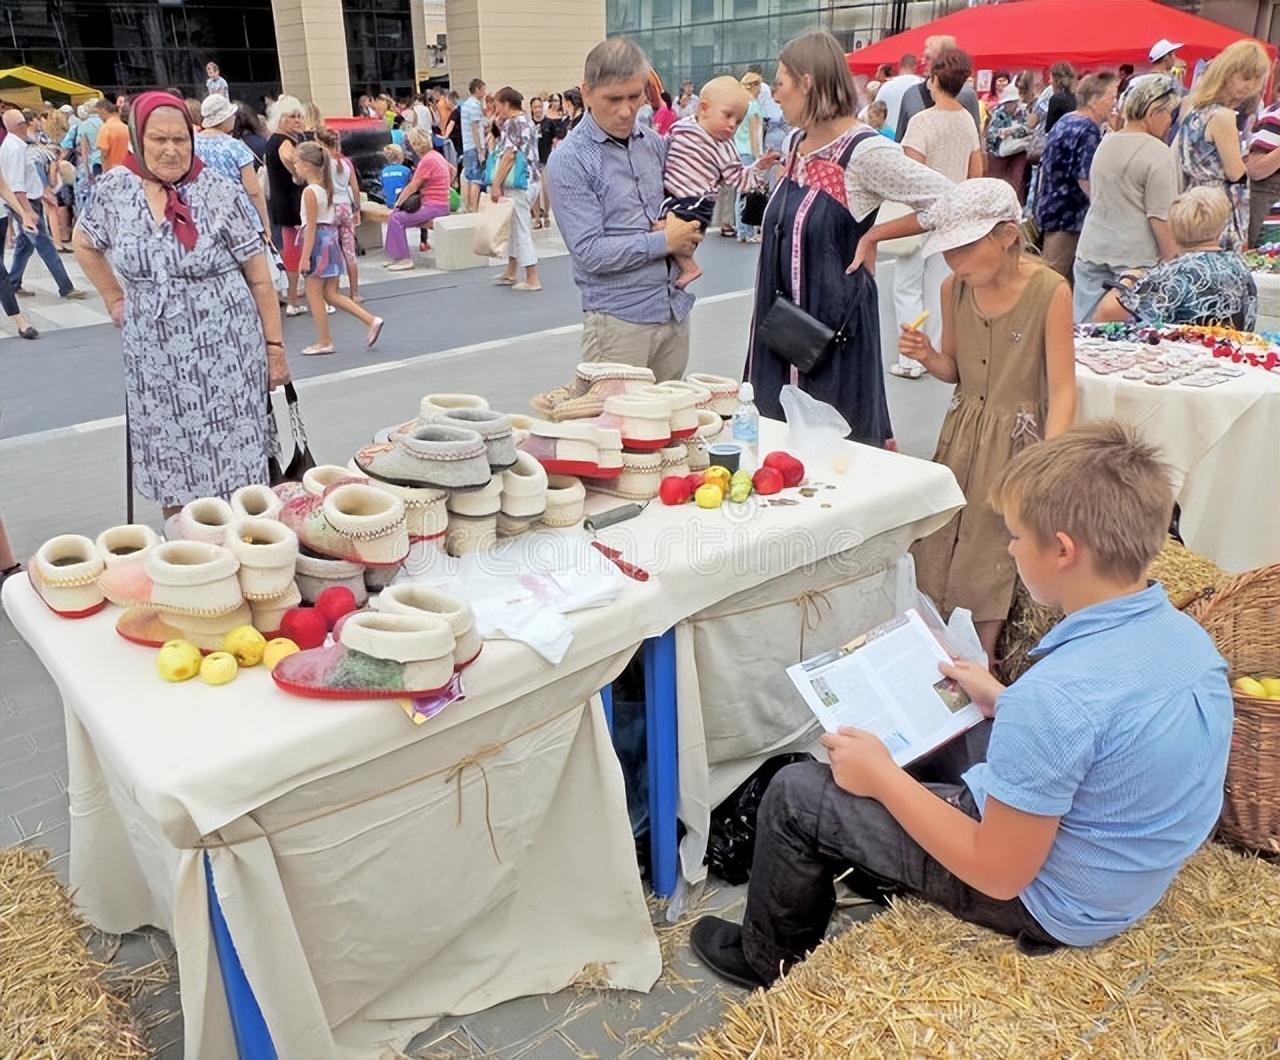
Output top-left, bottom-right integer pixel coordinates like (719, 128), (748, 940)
(865, 34), (1275, 351)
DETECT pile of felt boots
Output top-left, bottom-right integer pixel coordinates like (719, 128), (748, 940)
(527, 364), (740, 500)
(351, 394), (579, 551)
(29, 492), (304, 651)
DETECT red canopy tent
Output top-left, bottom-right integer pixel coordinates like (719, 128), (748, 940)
(847, 0), (1273, 76)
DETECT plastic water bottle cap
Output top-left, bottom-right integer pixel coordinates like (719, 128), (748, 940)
(739, 382), (754, 402)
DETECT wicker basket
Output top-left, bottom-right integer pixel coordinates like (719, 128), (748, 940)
(1186, 564), (1280, 854)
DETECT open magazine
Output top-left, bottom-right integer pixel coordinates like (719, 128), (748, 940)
(785, 608), (984, 766)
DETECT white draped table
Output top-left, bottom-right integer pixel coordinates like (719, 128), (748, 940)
(1075, 363), (1280, 572)
(3, 420), (963, 1058)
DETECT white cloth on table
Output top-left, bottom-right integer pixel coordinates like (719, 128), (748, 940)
(395, 534), (627, 663)
(3, 574), (662, 1059)
(1075, 365), (1280, 571)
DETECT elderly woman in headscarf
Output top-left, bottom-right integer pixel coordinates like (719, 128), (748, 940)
(72, 91), (289, 518)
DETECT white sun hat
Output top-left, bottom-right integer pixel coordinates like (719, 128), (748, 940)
(1149, 39), (1183, 62)
(921, 178), (1023, 259)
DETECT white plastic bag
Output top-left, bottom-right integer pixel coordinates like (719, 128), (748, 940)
(780, 384), (851, 468)
(263, 241), (288, 298)
(472, 197), (513, 258)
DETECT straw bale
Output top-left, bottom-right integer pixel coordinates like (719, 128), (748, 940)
(693, 845), (1280, 1059)
(0, 847), (151, 1059)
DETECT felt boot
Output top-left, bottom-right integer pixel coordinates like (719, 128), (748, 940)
(354, 425), (492, 491)
(374, 584), (481, 669)
(95, 525), (160, 570)
(271, 611), (456, 699)
(225, 518), (299, 600)
(277, 481), (409, 568)
(28, 534), (106, 618)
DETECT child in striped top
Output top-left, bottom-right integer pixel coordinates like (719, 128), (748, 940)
(663, 76), (778, 287)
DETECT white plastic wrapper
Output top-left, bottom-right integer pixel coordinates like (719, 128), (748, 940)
(780, 384), (853, 468)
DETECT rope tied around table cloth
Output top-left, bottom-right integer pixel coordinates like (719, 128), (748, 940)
(689, 566), (887, 661)
(192, 700), (587, 857)
(445, 746), (502, 861)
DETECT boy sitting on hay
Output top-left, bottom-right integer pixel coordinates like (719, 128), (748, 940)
(692, 422), (1234, 988)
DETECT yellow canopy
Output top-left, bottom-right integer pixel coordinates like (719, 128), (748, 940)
(0, 66), (101, 106)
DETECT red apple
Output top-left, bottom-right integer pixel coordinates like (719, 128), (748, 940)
(763, 451), (805, 487)
(659, 475), (692, 505)
(684, 472), (706, 495)
(315, 585), (358, 628)
(752, 466), (785, 495)
(279, 607), (329, 650)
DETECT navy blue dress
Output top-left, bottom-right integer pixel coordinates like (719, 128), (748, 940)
(746, 127), (892, 446)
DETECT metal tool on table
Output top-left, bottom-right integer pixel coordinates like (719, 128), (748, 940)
(585, 503), (651, 581)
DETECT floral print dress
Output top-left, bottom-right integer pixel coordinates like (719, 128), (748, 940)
(77, 167), (269, 507)
(1175, 105), (1248, 251)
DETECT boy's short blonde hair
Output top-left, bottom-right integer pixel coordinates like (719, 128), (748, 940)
(990, 421), (1173, 581)
(382, 143), (405, 163)
(1169, 187), (1231, 246)
(700, 75), (750, 110)
(865, 100), (888, 127)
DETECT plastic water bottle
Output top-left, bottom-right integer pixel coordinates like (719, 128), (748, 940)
(730, 382), (760, 471)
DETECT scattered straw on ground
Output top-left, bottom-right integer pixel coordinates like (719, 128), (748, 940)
(692, 845), (1280, 1059)
(0, 847), (151, 1060)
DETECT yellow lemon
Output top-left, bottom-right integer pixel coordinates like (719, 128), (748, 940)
(1232, 676), (1266, 698)
(199, 651), (239, 686)
(262, 637), (301, 673)
(1260, 677), (1280, 699)
(695, 483), (724, 509)
(223, 625), (267, 667)
(156, 639), (202, 683)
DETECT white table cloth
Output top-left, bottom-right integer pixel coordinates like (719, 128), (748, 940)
(4, 575), (663, 1059)
(4, 422), (962, 1058)
(1075, 364), (1280, 571)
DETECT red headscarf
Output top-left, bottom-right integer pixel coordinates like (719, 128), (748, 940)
(123, 91), (205, 252)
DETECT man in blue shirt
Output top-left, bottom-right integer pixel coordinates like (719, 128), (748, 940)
(459, 78), (487, 212)
(691, 422), (1232, 988)
(546, 38), (703, 381)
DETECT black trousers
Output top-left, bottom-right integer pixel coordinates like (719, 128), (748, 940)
(740, 722), (1060, 982)
(0, 217), (20, 318)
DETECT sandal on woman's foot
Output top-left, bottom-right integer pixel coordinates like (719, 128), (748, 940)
(719, 225), (735, 237)
(303, 343), (336, 356)
(512, 282), (542, 292)
(366, 317), (385, 348)
(285, 304), (308, 317)
(18, 325), (38, 339)
(494, 275), (516, 285)
(385, 260), (415, 272)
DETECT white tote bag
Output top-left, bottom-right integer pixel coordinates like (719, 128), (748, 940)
(472, 197), (514, 258)
(263, 240), (289, 297)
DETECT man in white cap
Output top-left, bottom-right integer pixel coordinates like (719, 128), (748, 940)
(1149, 39), (1183, 75)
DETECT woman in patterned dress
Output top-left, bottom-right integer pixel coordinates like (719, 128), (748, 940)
(1172, 39), (1269, 252)
(194, 93), (270, 235)
(746, 31), (952, 446)
(72, 92), (289, 517)
(491, 86), (543, 291)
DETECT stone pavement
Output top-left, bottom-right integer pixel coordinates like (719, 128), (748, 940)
(0, 257), (951, 1056)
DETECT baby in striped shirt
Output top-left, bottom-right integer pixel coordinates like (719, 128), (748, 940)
(662, 76), (778, 287)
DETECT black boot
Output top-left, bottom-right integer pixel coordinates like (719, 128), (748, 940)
(690, 917), (772, 989)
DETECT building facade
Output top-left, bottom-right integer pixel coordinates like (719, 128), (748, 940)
(0, 0), (425, 111)
(606, 0), (1280, 90)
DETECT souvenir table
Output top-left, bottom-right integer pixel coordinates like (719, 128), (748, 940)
(1073, 330), (1280, 571)
(2, 423), (963, 1059)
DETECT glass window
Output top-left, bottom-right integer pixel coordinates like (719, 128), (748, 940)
(651, 0), (678, 29)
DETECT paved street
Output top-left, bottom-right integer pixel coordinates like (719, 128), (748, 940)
(0, 233), (950, 1057)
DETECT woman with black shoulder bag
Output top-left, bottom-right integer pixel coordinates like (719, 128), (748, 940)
(745, 31), (950, 447)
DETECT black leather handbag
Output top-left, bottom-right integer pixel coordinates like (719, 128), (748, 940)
(757, 133), (870, 374)
(267, 382), (317, 486)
